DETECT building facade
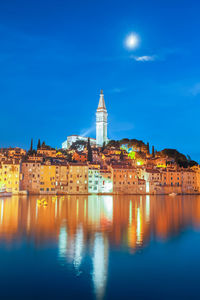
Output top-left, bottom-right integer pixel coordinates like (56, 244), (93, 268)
(62, 135), (96, 150)
(0, 160), (21, 193)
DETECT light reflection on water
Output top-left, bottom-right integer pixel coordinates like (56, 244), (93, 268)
(0, 195), (200, 299)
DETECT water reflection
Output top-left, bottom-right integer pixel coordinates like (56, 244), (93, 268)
(0, 195), (200, 299)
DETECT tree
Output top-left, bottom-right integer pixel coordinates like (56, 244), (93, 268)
(157, 148), (198, 168)
(120, 138), (129, 145)
(37, 139), (41, 149)
(87, 138), (93, 162)
(27, 138), (37, 156)
(152, 146), (155, 157)
(66, 152), (72, 161)
(101, 141), (106, 152)
(70, 140), (87, 151)
(106, 140), (120, 148)
(30, 139), (33, 152)
(147, 142), (149, 154)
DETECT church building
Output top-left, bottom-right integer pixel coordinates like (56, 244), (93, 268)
(62, 90), (108, 149)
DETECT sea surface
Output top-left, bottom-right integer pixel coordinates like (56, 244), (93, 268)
(0, 194), (200, 299)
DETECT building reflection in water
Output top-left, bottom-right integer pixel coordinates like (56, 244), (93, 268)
(92, 233), (108, 300)
(58, 225), (67, 261)
(1, 195), (200, 298)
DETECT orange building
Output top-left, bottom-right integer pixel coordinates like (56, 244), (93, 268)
(0, 160), (21, 193)
(72, 151), (87, 162)
(39, 162), (56, 193)
(68, 163), (88, 194)
(37, 145), (57, 157)
(111, 165), (138, 194)
(55, 163), (68, 194)
(21, 161), (41, 193)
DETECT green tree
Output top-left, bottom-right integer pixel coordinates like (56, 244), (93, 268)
(107, 140), (120, 148)
(70, 140), (87, 151)
(37, 139), (41, 149)
(67, 152), (72, 161)
(157, 148), (198, 168)
(152, 145), (155, 157)
(87, 138), (93, 162)
(101, 141), (106, 152)
(30, 138), (33, 152)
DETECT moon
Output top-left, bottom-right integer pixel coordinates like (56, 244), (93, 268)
(125, 33), (139, 50)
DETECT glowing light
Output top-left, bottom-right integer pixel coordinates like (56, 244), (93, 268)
(125, 33), (139, 50)
(0, 200), (4, 224)
(58, 226), (67, 259)
(136, 207), (142, 245)
(145, 195), (150, 222)
(103, 196), (113, 222)
(157, 164), (166, 168)
(128, 151), (136, 160)
(129, 201), (132, 225)
(146, 181), (150, 193)
(74, 225), (84, 272)
(92, 233), (108, 300)
(121, 144), (137, 160)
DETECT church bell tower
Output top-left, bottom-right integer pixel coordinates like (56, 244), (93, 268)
(96, 90), (108, 146)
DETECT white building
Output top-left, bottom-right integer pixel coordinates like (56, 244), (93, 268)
(62, 90), (108, 149)
(62, 135), (96, 150)
(96, 90), (108, 147)
(88, 166), (113, 194)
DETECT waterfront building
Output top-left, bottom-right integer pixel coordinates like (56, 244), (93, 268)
(39, 163), (56, 193)
(181, 169), (197, 193)
(86, 165), (113, 194)
(99, 169), (113, 193)
(0, 160), (21, 193)
(111, 165), (138, 194)
(68, 163), (88, 194)
(88, 164), (101, 194)
(56, 163), (68, 194)
(161, 169), (181, 187)
(21, 161), (41, 193)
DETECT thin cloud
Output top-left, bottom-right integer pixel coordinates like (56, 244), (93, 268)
(131, 55), (156, 62)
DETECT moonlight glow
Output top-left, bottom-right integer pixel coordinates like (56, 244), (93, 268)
(125, 33), (139, 50)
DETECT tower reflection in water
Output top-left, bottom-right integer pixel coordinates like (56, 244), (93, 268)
(1, 195), (200, 299)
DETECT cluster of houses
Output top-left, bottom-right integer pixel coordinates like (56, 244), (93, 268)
(0, 142), (200, 195)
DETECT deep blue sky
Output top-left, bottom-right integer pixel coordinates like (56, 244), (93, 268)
(0, 0), (200, 161)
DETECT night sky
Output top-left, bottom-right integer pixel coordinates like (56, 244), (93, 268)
(0, 0), (200, 161)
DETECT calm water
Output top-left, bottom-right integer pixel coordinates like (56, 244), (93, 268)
(0, 194), (200, 299)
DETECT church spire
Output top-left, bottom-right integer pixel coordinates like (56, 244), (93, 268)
(96, 89), (108, 146)
(97, 89), (106, 109)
